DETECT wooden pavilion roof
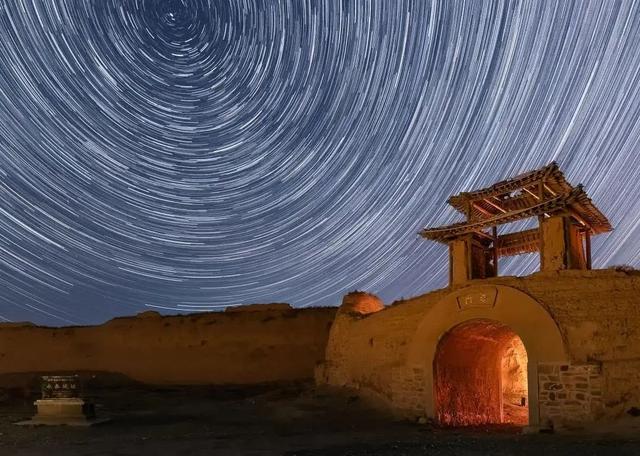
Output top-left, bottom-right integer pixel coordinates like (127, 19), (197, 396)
(420, 163), (612, 252)
(447, 162), (571, 217)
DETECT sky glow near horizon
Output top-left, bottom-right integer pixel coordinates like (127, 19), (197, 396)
(1, 0), (640, 325)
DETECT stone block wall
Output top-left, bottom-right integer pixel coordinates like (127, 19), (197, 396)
(538, 363), (603, 427)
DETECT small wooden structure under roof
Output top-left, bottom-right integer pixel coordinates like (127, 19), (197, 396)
(420, 162), (612, 285)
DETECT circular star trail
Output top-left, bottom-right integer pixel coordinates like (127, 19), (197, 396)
(1, 0), (640, 325)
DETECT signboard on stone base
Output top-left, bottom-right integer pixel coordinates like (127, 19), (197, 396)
(15, 374), (109, 427)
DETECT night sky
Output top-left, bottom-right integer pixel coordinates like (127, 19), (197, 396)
(1, 1), (640, 326)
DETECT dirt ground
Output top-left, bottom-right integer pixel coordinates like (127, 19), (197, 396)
(1, 381), (639, 456)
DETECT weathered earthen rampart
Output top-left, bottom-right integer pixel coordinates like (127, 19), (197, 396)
(0, 305), (336, 386)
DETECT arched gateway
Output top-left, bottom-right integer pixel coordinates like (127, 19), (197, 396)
(434, 319), (529, 426)
(402, 162), (606, 427)
(404, 285), (568, 428)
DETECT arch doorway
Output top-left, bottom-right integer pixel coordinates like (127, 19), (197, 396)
(434, 319), (529, 426)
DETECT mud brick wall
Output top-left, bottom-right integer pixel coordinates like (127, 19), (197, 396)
(318, 289), (449, 398)
(0, 306), (336, 386)
(390, 366), (427, 419)
(600, 359), (640, 417)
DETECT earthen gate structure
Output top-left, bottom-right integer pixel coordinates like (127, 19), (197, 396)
(316, 270), (640, 430)
(317, 164), (640, 430)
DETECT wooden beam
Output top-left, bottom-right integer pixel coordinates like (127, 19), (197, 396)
(568, 208), (590, 230)
(523, 186), (540, 200)
(470, 229), (494, 242)
(484, 198), (508, 214)
(471, 202), (493, 217)
(544, 183), (557, 196)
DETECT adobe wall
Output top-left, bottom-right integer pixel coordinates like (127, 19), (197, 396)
(0, 305), (336, 386)
(317, 270), (640, 428)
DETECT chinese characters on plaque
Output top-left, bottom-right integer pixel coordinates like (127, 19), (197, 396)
(456, 287), (498, 310)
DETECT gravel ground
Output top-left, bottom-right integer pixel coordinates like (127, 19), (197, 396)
(0, 382), (638, 456)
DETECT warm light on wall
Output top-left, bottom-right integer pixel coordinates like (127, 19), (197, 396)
(501, 334), (529, 425)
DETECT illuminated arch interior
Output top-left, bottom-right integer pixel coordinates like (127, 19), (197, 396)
(434, 319), (529, 426)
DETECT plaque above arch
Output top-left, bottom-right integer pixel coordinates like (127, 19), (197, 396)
(455, 286), (497, 310)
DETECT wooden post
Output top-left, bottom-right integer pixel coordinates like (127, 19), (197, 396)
(538, 179), (546, 271)
(448, 243), (454, 284)
(538, 179), (545, 200)
(538, 215), (545, 270)
(466, 234), (473, 280)
(585, 230), (592, 270)
(492, 225), (499, 276)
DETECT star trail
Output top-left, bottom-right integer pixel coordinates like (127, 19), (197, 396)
(1, 0), (640, 325)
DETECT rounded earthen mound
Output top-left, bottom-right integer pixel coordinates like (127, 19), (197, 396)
(340, 292), (384, 315)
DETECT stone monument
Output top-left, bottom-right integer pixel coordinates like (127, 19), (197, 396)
(16, 375), (108, 426)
